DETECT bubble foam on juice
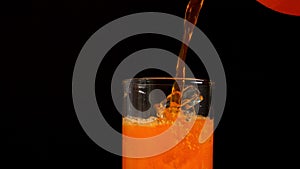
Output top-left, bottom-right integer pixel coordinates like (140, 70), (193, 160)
(123, 116), (158, 125)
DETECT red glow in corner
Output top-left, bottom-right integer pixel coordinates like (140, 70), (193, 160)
(257, 0), (300, 16)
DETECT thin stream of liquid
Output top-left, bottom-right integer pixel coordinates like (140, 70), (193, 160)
(171, 0), (205, 105)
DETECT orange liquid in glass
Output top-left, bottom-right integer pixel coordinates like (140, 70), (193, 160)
(122, 111), (213, 169)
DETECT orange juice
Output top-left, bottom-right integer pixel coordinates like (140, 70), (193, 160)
(122, 110), (213, 169)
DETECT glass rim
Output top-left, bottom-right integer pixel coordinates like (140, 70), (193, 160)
(122, 77), (213, 85)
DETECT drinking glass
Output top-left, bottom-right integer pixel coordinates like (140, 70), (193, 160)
(122, 77), (213, 169)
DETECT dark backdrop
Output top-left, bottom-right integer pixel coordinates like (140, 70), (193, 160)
(2, 0), (299, 168)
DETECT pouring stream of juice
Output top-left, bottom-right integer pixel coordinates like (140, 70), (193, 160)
(171, 0), (205, 105)
(122, 2), (212, 168)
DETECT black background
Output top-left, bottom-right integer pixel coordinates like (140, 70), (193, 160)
(2, 0), (299, 168)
